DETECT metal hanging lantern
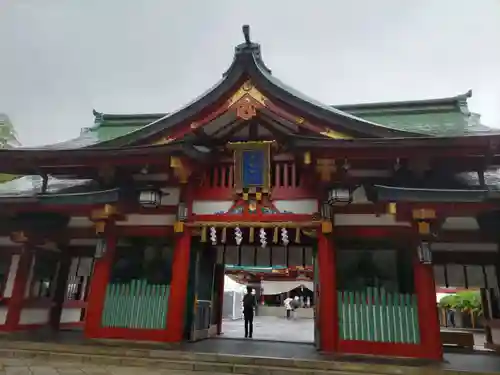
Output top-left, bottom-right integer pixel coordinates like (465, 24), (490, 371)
(327, 186), (353, 206)
(177, 202), (188, 221)
(320, 202), (333, 220)
(417, 241), (432, 264)
(138, 188), (162, 208)
(95, 238), (107, 259)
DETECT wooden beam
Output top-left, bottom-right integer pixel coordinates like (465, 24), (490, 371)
(433, 251), (498, 265)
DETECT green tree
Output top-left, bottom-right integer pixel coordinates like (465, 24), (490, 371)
(0, 114), (20, 183)
(0, 114), (21, 149)
(439, 290), (482, 314)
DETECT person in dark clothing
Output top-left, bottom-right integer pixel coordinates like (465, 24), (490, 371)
(243, 286), (257, 338)
(447, 309), (456, 328)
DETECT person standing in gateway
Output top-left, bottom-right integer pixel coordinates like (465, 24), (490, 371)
(243, 286), (257, 338)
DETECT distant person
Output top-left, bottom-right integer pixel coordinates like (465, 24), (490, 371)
(447, 308), (456, 328)
(243, 286), (257, 338)
(292, 296), (300, 319)
(305, 296), (311, 308)
(284, 296), (293, 319)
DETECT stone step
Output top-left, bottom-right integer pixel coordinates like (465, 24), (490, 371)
(0, 341), (487, 375)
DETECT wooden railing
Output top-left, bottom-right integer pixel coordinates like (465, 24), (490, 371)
(196, 161), (314, 200)
(338, 288), (420, 344)
(101, 279), (169, 329)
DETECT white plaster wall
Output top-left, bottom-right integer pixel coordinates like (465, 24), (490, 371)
(0, 307), (7, 325)
(3, 254), (18, 298)
(274, 199), (318, 214)
(442, 217), (479, 230)
(160, 187), (180, 205)
(192, 200), (233, 214)
(19, 308), (49, 325)
(116, 214), (176, 226)
(68, 217), (93, 228)
(60, 308), (82, 323)
(0, 237), (21, 246)
(334, 214), (410, 226)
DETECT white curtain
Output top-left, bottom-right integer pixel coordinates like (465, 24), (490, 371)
(262, 280), (314, 295)
(224, 275), (245, 292)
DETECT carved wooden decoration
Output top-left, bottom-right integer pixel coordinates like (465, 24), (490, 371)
(227, 81), (266, 120)
(170, 156), (192, 184)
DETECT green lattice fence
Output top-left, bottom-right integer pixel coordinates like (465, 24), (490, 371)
(338, 288), (420, 344)
(101, 279), (169, 329)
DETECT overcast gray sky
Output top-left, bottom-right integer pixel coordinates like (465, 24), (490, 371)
(1, 0), (499, 146)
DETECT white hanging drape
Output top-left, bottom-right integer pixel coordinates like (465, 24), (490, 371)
(262, 280), (314, 295)
(224, 275), (245, 292)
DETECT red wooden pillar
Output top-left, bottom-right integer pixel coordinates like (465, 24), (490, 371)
(165, 228), (192, 342)
(414, 257), (443, 360)
(4, 248), (34, 331)
(317, 231), (338, 352)
(84, 226), (116, 338)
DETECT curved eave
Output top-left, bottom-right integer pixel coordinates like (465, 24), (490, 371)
(0, 196), (38, 204)
(290, 133), (500, 150)
(243, 53), (425, 138)
(0, 188), (121, 208)
(85, 36), (426, 148)
(334, 90), (472, 112)
(37, 188), (122, 205)
(93, 109), (167, 122)
(0, 142), (212, 175)
(374, 184), (489, 203)
(87, 57), (248, 148)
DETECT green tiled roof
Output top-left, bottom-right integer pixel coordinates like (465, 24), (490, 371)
(92, 125), (145, 142)
(85, 111), (163, 142)
(85, 90), (490, 143)
(352, 111), (467, 136)
(334, 91), (478, 136)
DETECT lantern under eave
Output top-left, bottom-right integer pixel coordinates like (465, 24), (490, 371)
(327, 187), (353, 206)
(177, 202), (188, 221)
(95, 238), (107, 259)
(417, 242), (433, 264)
(139, 189), (162, 208)
(320, 202), (333, 220)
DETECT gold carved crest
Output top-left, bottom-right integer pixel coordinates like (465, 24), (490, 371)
(235, 97), (257, 120)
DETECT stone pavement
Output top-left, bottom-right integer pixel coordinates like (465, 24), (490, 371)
(221, 316), (314, 342)
(2, 327), (500, 374)
(0, 358), (216, 375)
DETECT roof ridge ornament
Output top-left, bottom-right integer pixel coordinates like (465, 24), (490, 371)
(92, 109), (104, 123)
(231, 25), (271, 75)
(456, 89), (473, 116)
(243, 24), (251, 45)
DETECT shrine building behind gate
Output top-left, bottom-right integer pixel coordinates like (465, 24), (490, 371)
(1, 25), (500, 361)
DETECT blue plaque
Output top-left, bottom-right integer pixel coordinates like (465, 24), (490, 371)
(242, 150), (264, 187)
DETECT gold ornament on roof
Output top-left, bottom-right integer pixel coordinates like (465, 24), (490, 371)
(227, 80), (267, 107)
(236, 98), (257, 120)
(154, 136), (175, 145)
(320, 128), (352, 140)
